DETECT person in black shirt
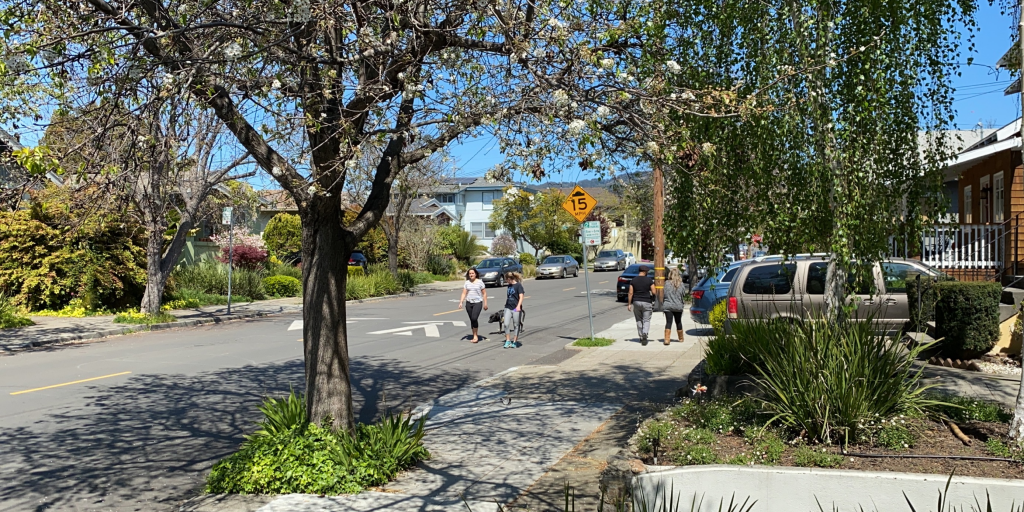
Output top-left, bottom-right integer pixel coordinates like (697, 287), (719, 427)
(503, 272), (525, 349)
(628, 266), (655, 345)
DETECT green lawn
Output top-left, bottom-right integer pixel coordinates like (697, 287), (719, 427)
(572, 337), (615, 347)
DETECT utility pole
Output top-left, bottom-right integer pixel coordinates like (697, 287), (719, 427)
(1009, 3), (1024, 441)
(653, 162), (665, 301)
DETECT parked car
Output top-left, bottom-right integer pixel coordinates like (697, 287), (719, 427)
(348, 250), (368, 271)
(723, 257), (948, 331)
(616, 264), (647, 302)
(536, 255), (580, 279)
(475, 257), (523, 287)
(689, 260), (748, 323)
(594, 249), (627, 271)
(625, 252), (637, 266)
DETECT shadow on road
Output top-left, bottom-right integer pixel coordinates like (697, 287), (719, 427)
(0, 357), (476, 512)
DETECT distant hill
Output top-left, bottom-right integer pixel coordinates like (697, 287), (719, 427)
(537, 177), (613, 189)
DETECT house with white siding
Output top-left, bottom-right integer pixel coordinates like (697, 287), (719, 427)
(425, 177), (540, 253)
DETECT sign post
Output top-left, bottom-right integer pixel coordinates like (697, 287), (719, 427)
(563, 187), (600, 341)
(581, 220), (601, 342)
(222, 207), (233, 315)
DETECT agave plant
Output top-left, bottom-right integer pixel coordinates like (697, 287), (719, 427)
(248, 388), (308, 439)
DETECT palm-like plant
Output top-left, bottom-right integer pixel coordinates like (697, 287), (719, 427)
(453, 230), (482, 264)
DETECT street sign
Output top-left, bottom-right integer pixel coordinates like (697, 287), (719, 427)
(561, 185), (597, 222)
(752, 234), (763, 244)
(221, 207), (233, 225)
(583, 221), (601, 246)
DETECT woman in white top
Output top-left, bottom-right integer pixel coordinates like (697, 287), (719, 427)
(459, 268), (488, 343)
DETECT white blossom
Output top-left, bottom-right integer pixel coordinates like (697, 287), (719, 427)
(345, 159), (357, 169)
(4, 55), (29, 74)
(271, 165), (282, 175)
(307, 186), (316, 195)
(567, 119), (586, 135)
(645, 141), (658, 153)
(680, 91), (695, 100)
(701, 142), (715, 154)
(666, 60), (682, 73)
(547, 18), (565, 29)
(223, 43), (242, 59)
(596, 106), (610, 118)
(271, 79), (282, 90)
(600, 58), (615, 70)
(552, 89), (569, 105)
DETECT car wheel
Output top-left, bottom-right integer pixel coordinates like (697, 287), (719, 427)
(574, 268), (579, 277)
(497, 275), (504, 287)
(561, 269), (566, 279)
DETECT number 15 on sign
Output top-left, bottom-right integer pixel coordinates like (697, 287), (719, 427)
(562, 185), (597, 222)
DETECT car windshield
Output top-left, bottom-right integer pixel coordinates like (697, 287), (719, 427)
(597, 251), (616, 258)
(477, 259), (503, 268)
(623, 264), (643, 275)
(543, 257), (565, 264)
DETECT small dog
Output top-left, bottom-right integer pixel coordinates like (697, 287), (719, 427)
(488, 308), (525, 333)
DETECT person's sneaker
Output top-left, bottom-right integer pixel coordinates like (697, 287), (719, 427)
(503, 341), (511, 349)
(641, 334), (648, 346)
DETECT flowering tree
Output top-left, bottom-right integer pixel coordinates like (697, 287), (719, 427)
(0, 0), (975, 432)
(490, 234), (517, 257)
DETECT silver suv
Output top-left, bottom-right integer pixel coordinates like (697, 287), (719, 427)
(724, 257), (947, 330)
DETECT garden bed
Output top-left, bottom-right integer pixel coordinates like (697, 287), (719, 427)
(630, 396), (1024, 480)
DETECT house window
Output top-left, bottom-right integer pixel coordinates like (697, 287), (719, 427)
(437, 193), (455, 204)
(994, 172), (1005, 223)
(964, 185), (972, 224)
(470, 222), (495, 239)
(980, 175), (991, 224)
(481, 191), (498, 209)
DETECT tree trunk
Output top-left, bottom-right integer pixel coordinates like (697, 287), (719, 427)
(140, 229), (166, 315)
(302, 207), (357, 433)
(387, 229), (400, 276)
(139, 219), (194, 315)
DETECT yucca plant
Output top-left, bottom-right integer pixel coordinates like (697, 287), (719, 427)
(738, 316), (935, 444)
(248, 389), (308, 439)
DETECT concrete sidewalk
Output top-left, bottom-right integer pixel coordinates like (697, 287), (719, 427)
(196, 312), (706, 512)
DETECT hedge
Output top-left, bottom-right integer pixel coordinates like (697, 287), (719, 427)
(934, 281), (1001, 357)
(906, 277), (940, 332)
(263, 275), (302, 297)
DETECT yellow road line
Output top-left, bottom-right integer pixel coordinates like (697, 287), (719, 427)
(563, 287), (576, 291)
(11, 371), (132, 396)
(599, 281), (609, 284)
(433, 309), (464, 316)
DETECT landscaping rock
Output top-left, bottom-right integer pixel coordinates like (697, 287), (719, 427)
(599, 450), (637, 498)
(628, 459), (647, 474)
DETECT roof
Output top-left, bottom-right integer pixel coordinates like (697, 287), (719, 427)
(942, 120), (1021, 180)
(404, 198), (452, 218)
(258, 189), (298, 212)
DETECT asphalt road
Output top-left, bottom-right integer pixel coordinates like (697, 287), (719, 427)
(0, 269), (637, 512)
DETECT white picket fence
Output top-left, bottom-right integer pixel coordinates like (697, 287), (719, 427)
(917, 224), (1004, 269)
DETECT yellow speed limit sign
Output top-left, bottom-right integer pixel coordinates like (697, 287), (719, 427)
(562, 185), (597, 222)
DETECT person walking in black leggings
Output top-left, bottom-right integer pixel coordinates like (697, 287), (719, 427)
(661, 267), (686, 346)
(459, 268), (488, 343)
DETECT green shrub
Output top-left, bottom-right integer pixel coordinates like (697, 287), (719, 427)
(934, 281), (1001, 356)
(171, 260), (266, 300)
(250, 390), (308, 438)
(929, 394), (1013, 423)
(703, 334), (757, 376)
(113, 310), (177, 325)
(739, 317), (931, 444)
(876, 422), (916, 451)
(906, 277), (943, 332)
(264, 275), (301, 297)
(431, 225), (465, 256)
(709, 300), (728, 336)
(0, 293), (33, 329)
(161, 298), (201, 311)
(636, 420), (675, 454)
(269, 261), (302, 280)
(670, 398), (757, 433)
(426, 253), (455, 277)
(348, 266), (365, 277)
(206, 412), (429, 495)
(523, 264), (536, 278)
(793, 447), (843, 468)
(674, 444), (719, 465)
(743, 430), (785, 464)
(452, 230), (483, 264)
(263, 213), (302, 258)
(677, 428), (716, 446)
(518, 253), (536, 265)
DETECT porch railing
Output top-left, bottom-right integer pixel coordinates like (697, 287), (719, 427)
(918, 223), (1004, 270)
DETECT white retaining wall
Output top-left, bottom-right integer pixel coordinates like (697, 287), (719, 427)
(634, 465), (1024, 512)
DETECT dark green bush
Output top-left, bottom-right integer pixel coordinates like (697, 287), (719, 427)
(906, 277), (941, 332)
(934, 281), (1001, 356)
(0, 293), (33, 329)
(263, 213), (302, 258)
(171, 260), (266, 300)
(206, 392), (429, 496)
(264, 275), (301, 297)
(269, 261), (302, 280)
(741, 317), (931, 444)
(167, 289), (252, 307)
(426, 254), (455, 277)
(518, 253), (537, 266)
